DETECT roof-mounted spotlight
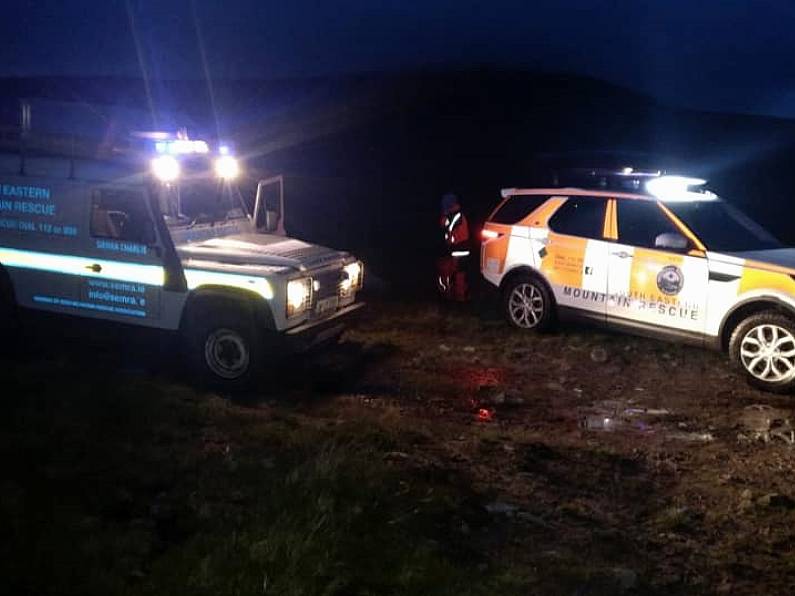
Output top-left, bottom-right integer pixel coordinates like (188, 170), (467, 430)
(151, 155), (180, 182)
(214, 155), (240, 180)
(646, 175), (714, 202)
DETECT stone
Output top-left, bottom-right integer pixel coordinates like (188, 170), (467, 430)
(590, 347), (609, 363)
(739, 488), (753, 509)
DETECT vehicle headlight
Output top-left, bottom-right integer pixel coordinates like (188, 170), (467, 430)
(286, 277), (312, 317)
(341, 261), (363, 293)
(151, 155), (180, 182)
(214, 155), (240, 180)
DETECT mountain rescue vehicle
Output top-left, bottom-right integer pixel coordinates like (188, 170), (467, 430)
(481, 172), (795, 393)
(0, 124), (364, 389)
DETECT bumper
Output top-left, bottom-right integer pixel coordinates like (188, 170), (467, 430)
(283, 302), (365, 351)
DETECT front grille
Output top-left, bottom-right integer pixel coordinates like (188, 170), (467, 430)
(312, 269), (343, 300)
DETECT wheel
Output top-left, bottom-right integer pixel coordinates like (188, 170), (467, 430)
(729, 311), (795, 393)
(502, 273), (555, 331)
(183, 298), (265, 391)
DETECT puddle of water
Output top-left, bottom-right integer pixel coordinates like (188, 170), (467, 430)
(580, 415), (652, 433)
(580, 401), (711, 442)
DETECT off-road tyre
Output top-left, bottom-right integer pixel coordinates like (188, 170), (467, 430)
(729, 310), (795, 393)
(183, 297), (265, 393)
(502, 273), (555, 332)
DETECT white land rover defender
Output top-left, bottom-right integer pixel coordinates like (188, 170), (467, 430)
(0, 131), (364, 388)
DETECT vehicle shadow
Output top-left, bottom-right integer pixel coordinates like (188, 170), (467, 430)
(8, 311), (399, 405)
(255, 339), (400, 402)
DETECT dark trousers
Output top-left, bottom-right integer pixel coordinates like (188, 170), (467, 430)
(437, 254), (469, 301)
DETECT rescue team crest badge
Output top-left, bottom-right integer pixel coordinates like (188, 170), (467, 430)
(657, 265), (684, 296)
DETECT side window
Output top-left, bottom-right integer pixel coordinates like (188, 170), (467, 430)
(616, 200), (681, 249)
(548, 197), (607, 239)
(490, 195), (549, 224)
(90, 189), (156, 244)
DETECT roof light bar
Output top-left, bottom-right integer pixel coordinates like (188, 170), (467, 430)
(154, 139), (210, 155)
(646, 175), (715, 202)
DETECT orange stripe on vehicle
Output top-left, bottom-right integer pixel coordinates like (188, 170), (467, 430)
(610, 200), (619, 239)
(540, 233), (587, 288)
(602, 200), (611, 238)
(520, 197), (567, 227)
(742, 258), (795, 277)
(739, 267), (795, 295)
(482, 223), (511, 273)
(603, 199), (618, 240)
(657, 202), (706, 252)
(629, 248), (684, 298)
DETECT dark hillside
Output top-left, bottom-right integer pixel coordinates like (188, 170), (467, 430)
(2, 71), (795, 289)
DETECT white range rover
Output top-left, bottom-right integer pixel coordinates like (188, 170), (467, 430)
(0, 134), (364, 388)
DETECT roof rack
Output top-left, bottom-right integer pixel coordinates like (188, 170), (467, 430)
(550, 167), (664, 192)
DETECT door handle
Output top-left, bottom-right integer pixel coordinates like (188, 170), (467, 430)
(610, 251), (632, 259)
(85, 263), (102, 273)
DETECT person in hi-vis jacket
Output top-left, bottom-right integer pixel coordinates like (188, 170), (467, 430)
(437, 192), (470, 301)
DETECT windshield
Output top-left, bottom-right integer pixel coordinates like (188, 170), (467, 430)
(666, 200), (783, 252)
(155, 179), (248, 227)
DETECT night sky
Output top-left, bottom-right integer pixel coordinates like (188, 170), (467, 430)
(2, 0), (795, 118)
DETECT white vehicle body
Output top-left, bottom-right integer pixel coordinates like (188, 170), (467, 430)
(0, 153), (364, 385)
(480, 183), (795, 392)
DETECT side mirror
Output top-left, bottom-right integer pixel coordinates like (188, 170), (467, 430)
(654, 232), (688, 252)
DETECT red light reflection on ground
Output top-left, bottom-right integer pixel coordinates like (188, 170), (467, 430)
(477, 408), (494, 421)
(448, 366), (508, 390)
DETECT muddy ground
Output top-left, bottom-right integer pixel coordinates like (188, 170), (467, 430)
(324, 299), (795, 593)
(3, 298), (795, 594)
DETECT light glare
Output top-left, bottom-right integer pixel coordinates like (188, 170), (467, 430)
(646, 175), (713, 202)
(287, 278), (311, 315)
(341, 261), (364, 293)
(151, 155), (180, 182)
(214, 155), (240, 180)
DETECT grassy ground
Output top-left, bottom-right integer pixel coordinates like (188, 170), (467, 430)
(0, 357), (531, 596)
(3, 298), (795, 594)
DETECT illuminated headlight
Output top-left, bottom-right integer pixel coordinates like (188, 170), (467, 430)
(151, 155), (180, 182)
(341, 261), (364, 294)
(214, 155), (240, 180)
(286, 277), (312, 317)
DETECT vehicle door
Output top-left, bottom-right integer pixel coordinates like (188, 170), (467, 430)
(541, 196), (611, 322)
(481, 193), (552, 282)
(253, 176), (285, 235)
(607, 199), (709, 335)
(0, 176), (84, 310)
(76, 186), (170, 326)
